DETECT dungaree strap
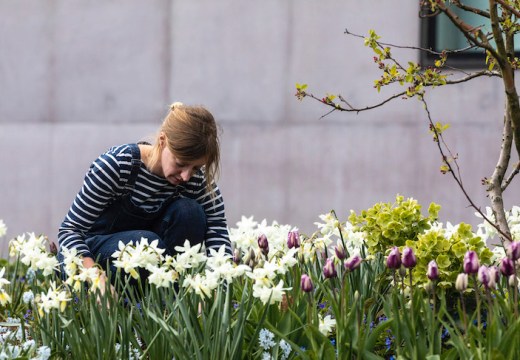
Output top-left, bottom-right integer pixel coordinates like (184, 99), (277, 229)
(124, 144), (143, 193)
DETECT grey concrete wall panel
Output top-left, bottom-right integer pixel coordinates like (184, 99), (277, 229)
(1, 1), (519, 256)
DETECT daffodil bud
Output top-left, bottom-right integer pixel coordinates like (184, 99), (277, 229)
(402, 247), (417, 269)
(463, 250), (479, 274)
(300, 274), (313, 292)
(287, 230), (300, 249)
(344, 254), (362, 271)
(427, 260), (439, 281)
(455, 273), (468, 291)
(323, 258), (337, 279)
(386, 247), (401, 269)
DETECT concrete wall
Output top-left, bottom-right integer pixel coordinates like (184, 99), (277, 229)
(1, 1), (518, 255)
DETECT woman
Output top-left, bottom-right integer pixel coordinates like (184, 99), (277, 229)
(58, 102), (231, 285)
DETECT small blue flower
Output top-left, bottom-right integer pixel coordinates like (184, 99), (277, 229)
(330, 338), (336, 347)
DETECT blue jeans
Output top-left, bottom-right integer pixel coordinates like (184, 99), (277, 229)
(59, 197), (206, 281)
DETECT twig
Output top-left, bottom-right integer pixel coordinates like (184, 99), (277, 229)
(496, 0), (520, 18)
(421, 98), (512, 242)
(502, 162), (520, 192)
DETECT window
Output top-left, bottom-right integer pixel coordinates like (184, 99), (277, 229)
(419, 0), (520, 68)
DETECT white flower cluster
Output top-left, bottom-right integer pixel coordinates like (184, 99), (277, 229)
(61, 247), (103, 292)
(112, 238), (166, 280)
(0, 318), (50, 360)
(476, 206), (520, 244)
(258, 328), (291, 360)
(9, 233), (58, 276)
(309, 212), (364, 262)
(34, 281), (71, 316)
(0, 220), (6, 238)
(0, 268), (11, 306)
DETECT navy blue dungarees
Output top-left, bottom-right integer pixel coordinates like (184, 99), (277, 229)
(83, 144), (207, 277)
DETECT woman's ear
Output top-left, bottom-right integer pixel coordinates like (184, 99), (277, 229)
(159, 132), (166, 147)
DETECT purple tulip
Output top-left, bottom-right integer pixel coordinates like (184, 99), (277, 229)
(257, 234), (269, 255)
(427, 260), (439, 281)
(233, 248), (241, 265)
(344, 255), (362, 271)
(478, 265), (492, 288)
(323, 258), (337, 279)
(500, 257), (515, 277)
(300, 274), (313, 292)
(507, 241), (520, 261)
(455, 273), (468, 291)
(334, 244), (346, 260)
(386, 247), (402, 269)
(402, 247), (417, 269)
(463, 251), (479, 274)
(488, 265), (499, 289)
(287, 230), (300, 249)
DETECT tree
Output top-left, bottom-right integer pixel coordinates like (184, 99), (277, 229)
(296, 0), (520, 247)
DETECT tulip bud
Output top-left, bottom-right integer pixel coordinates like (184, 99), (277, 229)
(334, 244), (346, 260)
(402, 247), (417, 269)
(455, 273), (468, 291)
(509, 275), (518, 287)
(323, 258), (337, 279)
(463, 250), (479, 274)
(500, 257), (515, 277)
(427, 260), (439, 281)
(488, 265), (499, 289)
(257, 234), (269, 255)
(232, 248), (241, 265)
(287, 230), (300, 249)
(386, 247), (401, 269)
(478, 265), (491, 288)
(344, 254), (362, 271)
(300, 274), (313, 292)
(507, 241), (520, 261)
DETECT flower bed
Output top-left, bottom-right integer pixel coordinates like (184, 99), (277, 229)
(0, 196), (519, 359)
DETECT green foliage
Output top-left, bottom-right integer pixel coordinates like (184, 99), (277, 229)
(408, 223), (494, 288)
(349, 194), (439, 255)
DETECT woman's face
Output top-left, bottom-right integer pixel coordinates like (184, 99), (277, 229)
(160, 145), (206, 186)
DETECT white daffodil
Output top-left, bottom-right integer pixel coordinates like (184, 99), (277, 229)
(252, 280), (291, 305)
(34, 255), (59, 276)
(148, 265), (178, 288)
(0, 268), (10, 290)
(0, 291), (11, 306)
(206, 245), (232, 269)
(0, 220), (6, 238)
(319, 314), (336, 336)
(182, 273), (213, 299)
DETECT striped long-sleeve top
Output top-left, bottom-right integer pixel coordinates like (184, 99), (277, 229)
(58, 144), (231, 259)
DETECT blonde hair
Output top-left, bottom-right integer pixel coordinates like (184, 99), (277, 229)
(147, 103), (221, 194)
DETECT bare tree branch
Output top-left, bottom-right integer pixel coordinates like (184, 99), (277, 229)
(421, 98), (513, 243)
(496, 0), (520, 18)
(502, 162), (520, 191)
(452, 0), (491, 18)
